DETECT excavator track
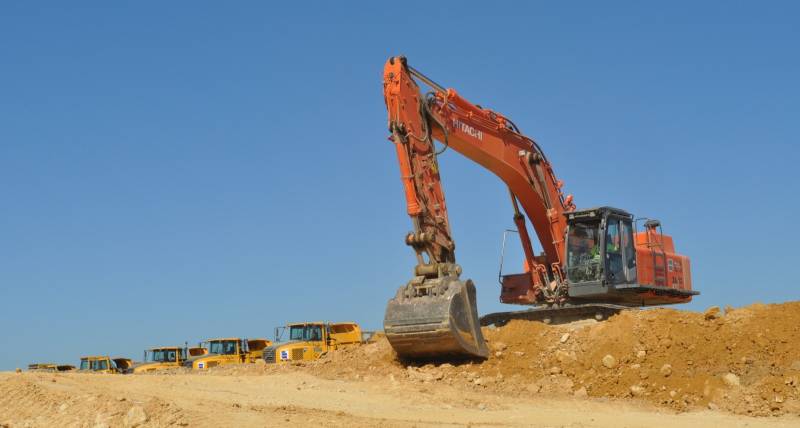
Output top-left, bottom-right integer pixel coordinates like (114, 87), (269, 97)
(480, 303), (631, 327)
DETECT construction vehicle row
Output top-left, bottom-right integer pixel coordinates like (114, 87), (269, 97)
(28, 322), (371, 374)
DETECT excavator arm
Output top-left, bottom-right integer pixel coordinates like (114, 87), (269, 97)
(382, 56), (576, 359)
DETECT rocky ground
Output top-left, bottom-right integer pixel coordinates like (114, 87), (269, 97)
(1, 302), (799, 427)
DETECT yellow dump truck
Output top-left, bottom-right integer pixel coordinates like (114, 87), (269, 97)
(131, 346), (194, 374)
(186, 338), (271, 370)
(27, 363), (75, 372)
(263, 322), (367, 363)
(78, 356), (133, 374)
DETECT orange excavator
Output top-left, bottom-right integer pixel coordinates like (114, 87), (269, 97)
(382, 56), (698, 360)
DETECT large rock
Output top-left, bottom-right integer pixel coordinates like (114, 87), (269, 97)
(660, 364), (673, 377)
(629, 385), (646, 396)
(573, 386), (588, 398)
(602, 354), (617, 369)
(406, 367), (434, 383)
(722, 372), (741, 387)
(526, 383), (542, 393)
(704, 306), (721, 320)
(94, 413), (109, 428)
(555, 349), (576, 363)
(491, 342), (507, 352)
(124, 406), (148, 427)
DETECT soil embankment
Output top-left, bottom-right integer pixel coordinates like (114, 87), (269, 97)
(2, 302), (799, 427)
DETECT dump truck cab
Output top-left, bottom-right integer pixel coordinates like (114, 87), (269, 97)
(78, 356), (132, 374)
(132, 347), (187, 374)
(187, 338), (271, 370)
(263, 322), (365, 363)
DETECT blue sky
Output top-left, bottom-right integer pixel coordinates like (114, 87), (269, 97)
(1, 2), (798, 370)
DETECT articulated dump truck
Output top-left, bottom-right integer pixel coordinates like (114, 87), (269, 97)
(27, 363), (75, 372)
(130, 346), (205, 374)
(186, 338), (271, 370)
(78, 356), (133, 374)
(263, 322), (370, 363)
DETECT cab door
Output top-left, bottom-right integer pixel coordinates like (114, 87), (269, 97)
(620, 219), (638, 284)
(238, 340), (246, 363)
(309, 325), (324, 359)
(324, 324), (336, 353)
(603, 217), (625, 284)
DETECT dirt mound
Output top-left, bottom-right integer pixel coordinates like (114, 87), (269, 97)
(0, 373), (191, 427)
(307, 302), (800, 416)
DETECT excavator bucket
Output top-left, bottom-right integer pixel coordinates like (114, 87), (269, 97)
(384, 277), (489, 359)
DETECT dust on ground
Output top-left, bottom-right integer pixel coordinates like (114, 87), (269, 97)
(1, 302), (799, 427)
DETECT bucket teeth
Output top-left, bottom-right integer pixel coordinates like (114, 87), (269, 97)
(383, 277), (488, 359)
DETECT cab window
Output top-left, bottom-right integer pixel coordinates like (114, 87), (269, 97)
(289, 325), (323, 341)
(606, 221), (620, 254)
(223, 341), (237, 355)
(151, 349), (178, 362)
(80, 359), (89, 370)
(605, 219), (624, 282)
(209, 341), (238, 354)
(566, 221), (602, 283)
(289, 326), (305, 341)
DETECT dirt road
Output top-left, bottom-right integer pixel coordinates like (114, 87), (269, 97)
(2, 370), (798, 428)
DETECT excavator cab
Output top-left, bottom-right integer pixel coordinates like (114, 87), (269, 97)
(566, 207), (637, 289)
(565, 207), (696, 305)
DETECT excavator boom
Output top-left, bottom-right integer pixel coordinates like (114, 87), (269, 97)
(382, 56), (571, 359)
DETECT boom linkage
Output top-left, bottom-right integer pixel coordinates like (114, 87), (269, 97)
(384, 56), (575, 304)
(382, 55), (582, 360)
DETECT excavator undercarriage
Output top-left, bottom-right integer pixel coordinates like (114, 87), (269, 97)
(480, 303), (630, 327)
